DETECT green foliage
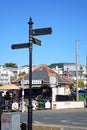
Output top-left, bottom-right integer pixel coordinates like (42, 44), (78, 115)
(70, 85), (75, 91)
(78, 79), (84, 87)
(19, 71), (26, 77)
(4, 62), (17, 68)
(0, 84), (3, 86)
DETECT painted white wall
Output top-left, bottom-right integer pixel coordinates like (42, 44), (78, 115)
(52, 101), (84, 110)
(58, 87), (64, 95)
(52, 87), (58, 101)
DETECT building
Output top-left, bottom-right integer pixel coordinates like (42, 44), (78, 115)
(0, 65), (30, 84)
(50, 63), (87, 85)
(11, 64), (73, 101)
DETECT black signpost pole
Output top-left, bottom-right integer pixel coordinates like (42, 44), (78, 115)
(0, 92), (2, 130)
(28, 17), (33, 130)
(11, 17), (52, 130)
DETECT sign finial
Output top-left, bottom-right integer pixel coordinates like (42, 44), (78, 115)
(28, 17), (33, 25)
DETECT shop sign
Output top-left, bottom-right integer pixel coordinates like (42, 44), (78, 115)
(32, 80), (42, 84)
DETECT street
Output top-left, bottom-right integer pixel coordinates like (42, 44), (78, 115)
(20, 108), (87, 129)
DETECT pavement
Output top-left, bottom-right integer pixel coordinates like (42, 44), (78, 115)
(36, 107), (87, 112)
(33, 108), (87, 130)
(56, 107), (87, 112)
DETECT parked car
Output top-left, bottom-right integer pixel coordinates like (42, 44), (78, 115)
(78, 90), (87, 96)
(70, 91), (76, 96)
(70, 90), (87, 102)
(71, 90), (87, 96)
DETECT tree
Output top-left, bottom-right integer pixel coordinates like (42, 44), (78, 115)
(70, 85), (75, 91)
(18, 72), (26, 77)
(0, 84), (3, 86)
(4, 62), (18, 68)
(78, 79), (84, 87)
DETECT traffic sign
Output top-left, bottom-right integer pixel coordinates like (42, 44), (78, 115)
(11, 43), (29, 49)
(32, 27), (52, 36)
(32, 37), (41, 46)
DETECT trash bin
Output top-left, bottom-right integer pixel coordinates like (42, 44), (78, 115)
(1, 112), (20, 130)
(21, 122), (26, 130)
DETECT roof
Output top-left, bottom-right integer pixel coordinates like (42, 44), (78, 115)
(50, 63), (76, 68)
(11, 64), (73, 85)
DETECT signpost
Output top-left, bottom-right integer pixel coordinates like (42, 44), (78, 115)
(32, 37), (41, 46)
(11, 17), (52, 130)
(32, 27), (52, 36)
(0, 92), (2, 130)
(11, 43), (29, 49)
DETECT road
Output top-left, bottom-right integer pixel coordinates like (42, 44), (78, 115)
(20, 109), (87, 128)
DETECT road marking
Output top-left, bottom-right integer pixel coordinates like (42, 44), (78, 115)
(34, 121), (43, 124)
(61, 120), (86, 125)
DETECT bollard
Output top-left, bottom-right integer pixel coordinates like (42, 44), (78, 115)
(21, 122), (26, 130)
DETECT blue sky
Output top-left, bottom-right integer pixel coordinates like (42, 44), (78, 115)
(0, 0), (87, 66)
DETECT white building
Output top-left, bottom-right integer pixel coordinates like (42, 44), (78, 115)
(0, 65), (30, 84)
(50, 63), (87, 85)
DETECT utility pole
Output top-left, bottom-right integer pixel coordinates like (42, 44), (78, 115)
(76, 40), (79, 101)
